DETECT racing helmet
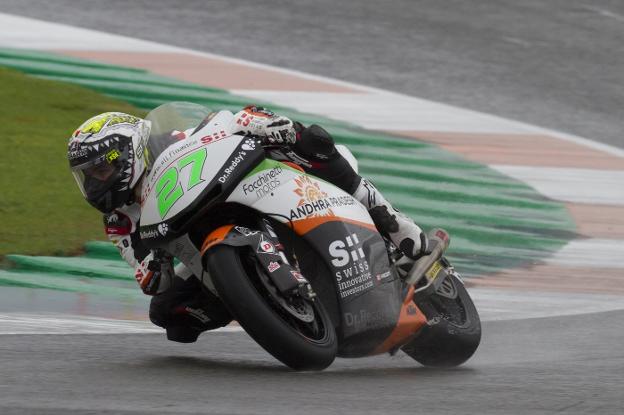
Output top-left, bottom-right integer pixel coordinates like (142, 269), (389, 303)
(68, 112), (151, 213)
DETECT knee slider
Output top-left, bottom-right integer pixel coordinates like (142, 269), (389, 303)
(148, 294), (172, 328)
(166, 326), (201, 343)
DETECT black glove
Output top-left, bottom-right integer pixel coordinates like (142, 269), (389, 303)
(134, 251), (170, 295)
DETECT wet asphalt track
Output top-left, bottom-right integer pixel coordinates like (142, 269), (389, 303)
(1, 1), (624, 413)
(1, 0), (623, 149)
(1, 311), (623, 415)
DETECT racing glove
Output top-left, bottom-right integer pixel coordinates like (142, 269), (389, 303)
(134, 251), (172, 295)
(231, 105), (296, 145)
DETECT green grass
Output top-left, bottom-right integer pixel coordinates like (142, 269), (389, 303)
(0, 67), (146, 257)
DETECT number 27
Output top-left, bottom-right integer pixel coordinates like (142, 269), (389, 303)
(155, 148), (207, 219)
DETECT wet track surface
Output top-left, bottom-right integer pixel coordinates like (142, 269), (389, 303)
(2, 311), (623, 415)
(1, 1), (624, 413)
(1, 0), (623, 149)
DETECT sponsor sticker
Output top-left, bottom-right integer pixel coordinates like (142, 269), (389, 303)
(234, 226), (259, 237)
(67, 140), (88, 160)
(435, 229), (449, 242)
(425, 261), (444, 281)
(345, 309), (388, 329)
(328, 233), (365, 267)
(241, 138), (256, 151)
(105, 214), (119, 224)
(290, 175), (334, 219)
(105, 149), (121, 164)
(290, 270), (308, 283)
(267, 261), (280, 273)
(218, 150), (247, 184)
(375, 271), (392, 282)
(288, 175), (356, 220)
(242, 166), (283, 199)
(200, 130), (228, 144)
(140, 229), (159, 239)
(158, 223), (168, 236)
(257, 235), (276, 254)
(328, 232), (373, 299)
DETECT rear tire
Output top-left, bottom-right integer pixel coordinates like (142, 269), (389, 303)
(401, 273), (481, 367)
(205, 245), (337, 370)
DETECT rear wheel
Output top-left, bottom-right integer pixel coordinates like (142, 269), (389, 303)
(205, 245), (337, 370)
(401, 272), (481, 367)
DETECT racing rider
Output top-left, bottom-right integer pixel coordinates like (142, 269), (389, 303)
(67, 106), (428, 343)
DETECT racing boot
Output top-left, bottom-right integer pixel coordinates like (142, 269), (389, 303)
(352, 178), (428, 263)
(149, 277), (233, 343)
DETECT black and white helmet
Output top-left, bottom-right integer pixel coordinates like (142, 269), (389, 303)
(67, 112), (150, 213)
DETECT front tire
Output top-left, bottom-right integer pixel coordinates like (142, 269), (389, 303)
(401, 272), (481, 367)
(205, 245), (337, 370)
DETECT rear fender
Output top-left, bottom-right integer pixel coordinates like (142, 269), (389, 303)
(201, 224), (308, 295)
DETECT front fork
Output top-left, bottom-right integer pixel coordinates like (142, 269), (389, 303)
(257, 218), (317, 300)
(200, 218), (317, 301)
(259, 218), (291, 268)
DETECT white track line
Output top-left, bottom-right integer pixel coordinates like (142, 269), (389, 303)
(0, 313), (244, 335)
(544, 239), (624, 268)
(490, 165), (624, 205)
(4, 289), (624, 336)
(471, 288), (624, 321)
(232, 90), (537, 134)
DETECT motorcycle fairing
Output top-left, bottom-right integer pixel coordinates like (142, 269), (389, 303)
(142, 141), (428, 355)
(227, 160), (421, 355)
(227, 158), (374, 225)
(301, 221), (420, 356)
(139, 133), (264, 246)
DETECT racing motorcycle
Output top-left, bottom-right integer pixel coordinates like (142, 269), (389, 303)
(139, 102), (481, 370)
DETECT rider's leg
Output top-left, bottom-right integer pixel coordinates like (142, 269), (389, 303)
(351, 178), (427, 259)
(149, 275), (232, 343)
(293, 124), (427, 259)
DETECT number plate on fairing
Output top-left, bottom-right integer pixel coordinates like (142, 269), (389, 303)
(141, 135), (244, 227)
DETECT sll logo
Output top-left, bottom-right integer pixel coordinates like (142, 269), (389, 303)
(328, 233), (365, 267)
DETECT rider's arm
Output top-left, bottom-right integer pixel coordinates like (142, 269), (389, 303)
(103, 210), (143, 267)
(103, 210), (169, 295)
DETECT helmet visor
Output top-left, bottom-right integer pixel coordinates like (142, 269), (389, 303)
(70, 151), (124, 200)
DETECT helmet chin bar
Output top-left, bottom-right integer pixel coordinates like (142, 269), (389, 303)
(86, 165), (133, 213)
(89, 186), (133, 214)
(80, 145), (134, 213)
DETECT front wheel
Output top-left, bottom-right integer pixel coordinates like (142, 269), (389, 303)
(205, 245), (337, 370)
(401, 272), (481, 367)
